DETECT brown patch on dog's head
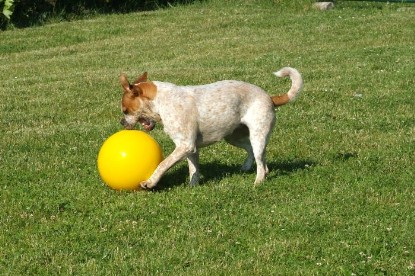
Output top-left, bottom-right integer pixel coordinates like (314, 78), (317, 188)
(120, 72), (157, 99)
(119, 72), (159, 131)
(134, 81), (157, 100)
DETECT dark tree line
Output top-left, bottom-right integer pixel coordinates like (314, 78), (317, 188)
(1, 0), (198, 29)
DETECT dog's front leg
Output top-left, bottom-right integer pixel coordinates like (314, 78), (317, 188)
(187, 151), (200, 186)
(140, 145), (194, 189)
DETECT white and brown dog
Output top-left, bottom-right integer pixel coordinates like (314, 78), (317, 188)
(119, 67), (303, 189)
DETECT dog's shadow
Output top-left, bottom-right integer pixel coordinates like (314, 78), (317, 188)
(155, 158), (316, 191)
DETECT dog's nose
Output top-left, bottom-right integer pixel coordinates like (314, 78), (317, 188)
(120, 118), (126, 126)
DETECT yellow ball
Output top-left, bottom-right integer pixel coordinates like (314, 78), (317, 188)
(97, 130), (163, 190)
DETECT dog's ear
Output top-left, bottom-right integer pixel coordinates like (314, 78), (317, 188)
(134, 72), (148, 84)
(134, 81), (157, 100)
(120, 73), (131, 93)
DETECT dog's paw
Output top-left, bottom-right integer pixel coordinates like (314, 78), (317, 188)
(140, 180), (155, 189)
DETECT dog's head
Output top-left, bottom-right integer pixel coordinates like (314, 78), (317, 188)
(119, 72), (159, 131)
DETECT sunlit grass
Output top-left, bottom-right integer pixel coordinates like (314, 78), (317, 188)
(1, 0), (414, 274)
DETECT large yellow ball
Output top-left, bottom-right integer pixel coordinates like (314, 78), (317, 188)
(97, 130), (163, 190)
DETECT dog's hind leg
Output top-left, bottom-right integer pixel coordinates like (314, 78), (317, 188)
(245, 113), (275, 185)
(250, 137), (268, 185)
(225, 125), (255, 172)
(247, 127), (271, 184)
(240, 145), (255, 172)
(187, 151), (200, 186)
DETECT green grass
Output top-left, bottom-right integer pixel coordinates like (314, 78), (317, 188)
(1, 0), (414, 274)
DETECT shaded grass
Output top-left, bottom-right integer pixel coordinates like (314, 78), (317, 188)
(1, 0), (415, 274)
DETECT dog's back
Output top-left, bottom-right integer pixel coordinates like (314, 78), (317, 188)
(153, 80), (274, 146)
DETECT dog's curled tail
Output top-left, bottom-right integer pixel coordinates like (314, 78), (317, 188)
(271, 67), (303, 107)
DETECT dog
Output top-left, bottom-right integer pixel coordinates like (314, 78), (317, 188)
(119, 67), (303, 189)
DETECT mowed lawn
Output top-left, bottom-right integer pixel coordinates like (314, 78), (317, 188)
(1, 0), (414, 274)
